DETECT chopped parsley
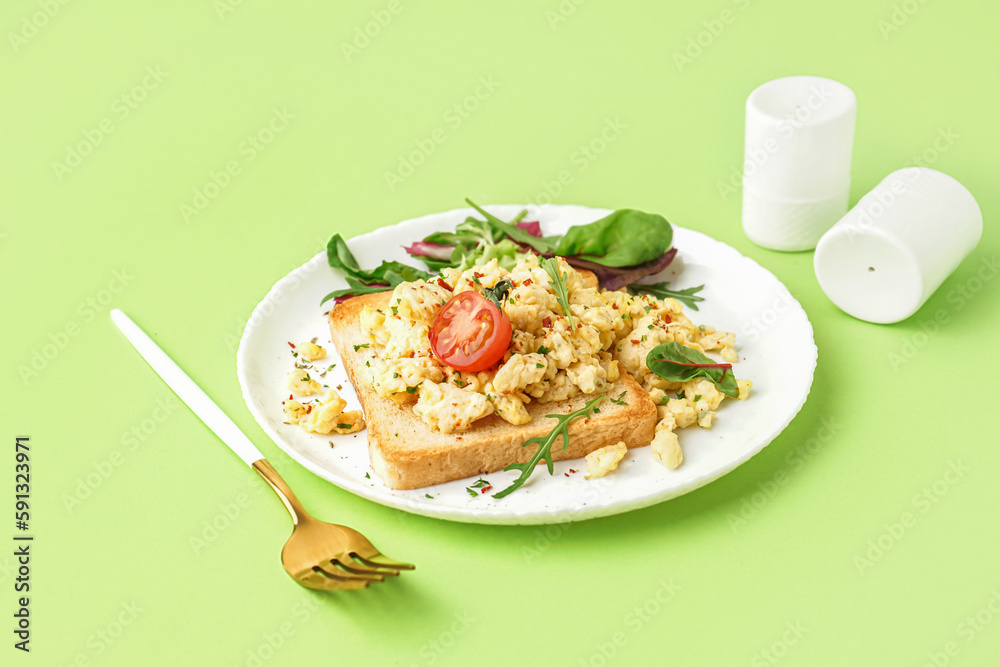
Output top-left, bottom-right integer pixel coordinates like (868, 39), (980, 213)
(537, 346), (551, 355)
(405, 385), (419, 394)
(353, 343), (370, 352)
(467, 479), (492, 496)
(694, 394), (702, 402)
(536, 363), (545, 368)
(608, 391), (628, 406)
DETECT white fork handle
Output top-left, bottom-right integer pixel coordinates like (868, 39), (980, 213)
(110, 308), (264, 465)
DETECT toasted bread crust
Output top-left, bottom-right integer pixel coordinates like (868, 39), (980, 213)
(329, 287), (657, 490)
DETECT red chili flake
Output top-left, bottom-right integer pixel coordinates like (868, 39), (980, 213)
(631, 339), (640, 344)
(287, 342), (296, 348)
(564, 472), (570, 477)
(436, 277), (453, 291)
(473, 271), (483, 279)
(480, 485), (492, 494)
(305, 405), (313, 413)
(523, 278), (533, 286)
(542, 316), (552, 327)
(576, 324), (582, 329)
(664, 314), (672, 323)
(288, 394), (293, 401)
(612, 304), (619, 310)
(569, 468), (577, 474)
(583, 418), (590, 424)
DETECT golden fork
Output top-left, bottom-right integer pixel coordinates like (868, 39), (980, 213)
(111, 309), (413, 590)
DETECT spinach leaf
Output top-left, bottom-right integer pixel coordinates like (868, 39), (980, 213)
(321, 277), (389, 305)
(646, 342), (738, 398)
(555, 209), (673, 267)
(327, 234), (430, 284)
(323, 233), (432, 304)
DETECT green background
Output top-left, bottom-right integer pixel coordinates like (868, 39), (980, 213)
(2, 0), (998, 664)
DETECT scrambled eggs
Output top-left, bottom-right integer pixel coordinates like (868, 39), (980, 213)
(355, 254), (751, 467)
(585, 441), (628, 479)
(295, 341), (327, 362)
(283, 390), (365, 435)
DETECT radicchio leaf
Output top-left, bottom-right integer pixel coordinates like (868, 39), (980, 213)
(403, 240), (455, 261)
(565, 247), (677, 291)
(515, 220), (542, 237)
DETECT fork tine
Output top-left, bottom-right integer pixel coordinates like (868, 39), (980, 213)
(297, 571), (370, 591)
(316, 563), (384, 583)
(335, 554), (400, 577)
(351, 552), (415, 571)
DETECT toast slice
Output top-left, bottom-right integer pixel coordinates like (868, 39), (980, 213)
(328, 290), (658, 490)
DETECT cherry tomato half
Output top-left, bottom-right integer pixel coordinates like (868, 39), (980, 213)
(429, 291), (512, 372)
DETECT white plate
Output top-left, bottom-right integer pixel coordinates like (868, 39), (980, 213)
(237, 204), (817, 525)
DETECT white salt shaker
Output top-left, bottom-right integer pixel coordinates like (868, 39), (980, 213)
(814, 167), (982, 323)
(742, 76), (858, 251)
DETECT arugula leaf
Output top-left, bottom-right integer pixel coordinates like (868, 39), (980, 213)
(646, 342), (738, 398)
(555, 209), (673, 267)
(493, 394), (605, 499)
(542, 257), (575, 328)
(628, 282), (705, 311)
(466, 199), (560, 255)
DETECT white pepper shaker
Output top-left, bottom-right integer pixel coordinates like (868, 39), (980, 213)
(814, 167), (982, 323)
